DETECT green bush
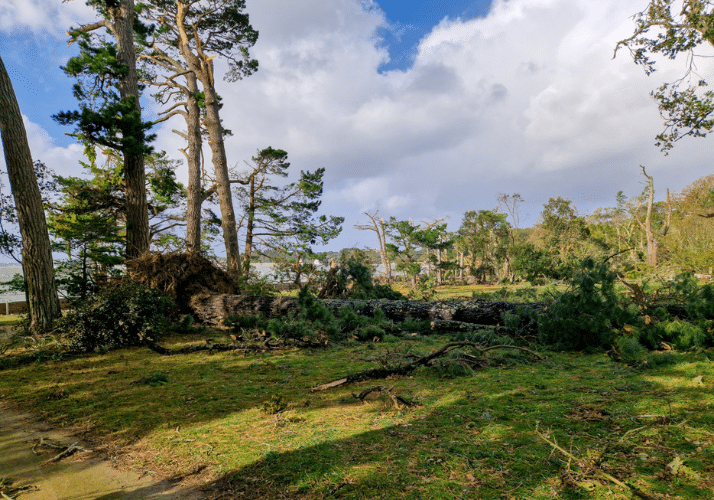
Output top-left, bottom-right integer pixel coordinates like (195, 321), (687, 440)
(333, 260), (406, 300)
(59, 283), (177, 352)
(353, 325), (385, 341)
(687, 282), (714, 320)
(537, 259), (639, 351)
(225, 288), (392, 343)
(614, 335), (648, 364)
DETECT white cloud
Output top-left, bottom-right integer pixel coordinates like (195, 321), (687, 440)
(0, 0), (96, 35)
(5, 0), (713, 252)
(0, 116), (84, 178)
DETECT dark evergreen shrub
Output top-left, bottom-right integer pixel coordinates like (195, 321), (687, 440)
(59, 283), (177, 352)
(537, 259), (639, 350)
(336, 260), (406, 300)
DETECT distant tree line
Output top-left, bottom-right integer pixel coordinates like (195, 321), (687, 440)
(350, 170), (713, 292)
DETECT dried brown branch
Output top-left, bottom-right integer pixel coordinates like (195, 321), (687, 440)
(536, 424), (658, 500)
(311, 341), (543, 391)
(351, 385), (418, 409)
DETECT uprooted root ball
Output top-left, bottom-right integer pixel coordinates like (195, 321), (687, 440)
(126, 252), (239, 311)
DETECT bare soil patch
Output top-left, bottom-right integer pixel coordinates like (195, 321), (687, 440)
(0, 401), (206, 500)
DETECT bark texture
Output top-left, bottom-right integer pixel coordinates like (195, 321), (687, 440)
(0, 55), (62, 332)
(184, 72), (203, 252)
(188, 293), (546, 326)
(108, 0), (150, 258)
(174, 2), (242, 278)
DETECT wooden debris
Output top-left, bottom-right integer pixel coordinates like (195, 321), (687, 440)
(311, 341), (544, 391)
(351, 386), (418, 409)
(536, 424), (658, 500)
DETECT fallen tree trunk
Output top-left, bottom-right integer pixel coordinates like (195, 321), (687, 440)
(310, 341), (544, 391)
(189, 293), (545, 327)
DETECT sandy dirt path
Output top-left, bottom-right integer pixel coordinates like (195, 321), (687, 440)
(0, 402), (207, 500)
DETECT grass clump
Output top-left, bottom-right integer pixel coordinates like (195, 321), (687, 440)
(138, 371), (170, 386)
(261, 394), (288, 414)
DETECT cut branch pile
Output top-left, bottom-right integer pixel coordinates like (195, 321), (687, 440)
(311, 341), (544, 391)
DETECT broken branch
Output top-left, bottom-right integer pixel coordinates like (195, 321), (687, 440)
(311, 341), (543, 391)
(536, 424), (658, 500)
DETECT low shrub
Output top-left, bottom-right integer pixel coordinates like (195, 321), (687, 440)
(225, 287), (391, 343)
(537, 259), (638, 351)
(614, 335), (648, 364)
(59, 283), (178, 352)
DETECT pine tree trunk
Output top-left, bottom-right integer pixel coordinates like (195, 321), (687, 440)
(189, 293), (546, 327)
(175, 2), (241, 279)
(0, 55), (61, 332)
(185, 72), (202, 252)
(109, 0), (149, 259)
(203, 86), (241, 277)
(242, 174), (256, 272)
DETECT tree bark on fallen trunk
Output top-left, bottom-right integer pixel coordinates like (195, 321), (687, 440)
(188, 293), (546, 327)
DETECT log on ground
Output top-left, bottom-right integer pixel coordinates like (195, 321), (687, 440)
(188, 294), (546, 327)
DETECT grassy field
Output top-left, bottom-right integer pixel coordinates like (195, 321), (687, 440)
(1, 328), (713, 499)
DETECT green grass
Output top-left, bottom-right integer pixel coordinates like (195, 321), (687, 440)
(0, 315), (22, 326)
(0, 331), (712, 499)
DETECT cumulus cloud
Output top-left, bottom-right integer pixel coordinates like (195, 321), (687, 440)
(0, 0), (95, 35)
(144, 0), (714, 247)
(0, 116), (84, 177)
(3, 0), (713, 253)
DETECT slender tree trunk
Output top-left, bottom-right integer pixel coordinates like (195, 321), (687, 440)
(356, 212), (392, 283)
(242, 174), (256, 272)
(184, 72), (202, 252)
(378, 218), (392, 282)
(636, 166), (659, 267)
(175, 2), (241, 279)
(108, 0), (149, 259)
(0, 55), (61, 332)
(459, 251), (464, 280)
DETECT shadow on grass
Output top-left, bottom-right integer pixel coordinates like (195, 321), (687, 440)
(2, 342), (713, 499)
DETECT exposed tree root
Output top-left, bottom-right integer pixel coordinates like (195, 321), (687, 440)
(536, 424), (658, 500)
(311, 341), (544, 391)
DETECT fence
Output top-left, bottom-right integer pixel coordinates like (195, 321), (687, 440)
(1, 299), (73, 316)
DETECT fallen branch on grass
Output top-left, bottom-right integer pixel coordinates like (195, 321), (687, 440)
(351, 386), (419, 409)
(311, 342), (544, 391)
(536, 424), (658, 500)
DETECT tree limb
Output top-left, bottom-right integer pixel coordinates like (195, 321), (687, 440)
(536, 424), (658, 500)
(310, 341), (543, 391)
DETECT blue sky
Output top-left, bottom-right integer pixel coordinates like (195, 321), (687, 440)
(376, 0), (492, 71)
(1, 0), (713, 260)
